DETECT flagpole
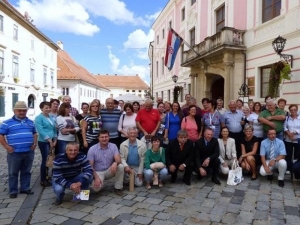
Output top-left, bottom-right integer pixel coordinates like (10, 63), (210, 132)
(169, 28), (201, 57)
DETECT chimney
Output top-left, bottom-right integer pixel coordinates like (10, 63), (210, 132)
(57, 41), (63, 50)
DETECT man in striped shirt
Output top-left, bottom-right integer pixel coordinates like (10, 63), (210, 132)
(100, 98), (122, 148)
(0, 101), (37, 199)
(52, 142), (93, 205)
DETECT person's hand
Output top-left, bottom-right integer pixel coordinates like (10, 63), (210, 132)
(199, 167), (207, 176)
(93, 177), (102, 189)
(124, 166), (132, 174)
(268, 159), (275, 167)
(222, 162), (228, 168)
(69, 129), (76, 134)
(109, 163), (118, 174)
(266, 116), (272, 121)
(245, 162), (251, 171)
(5, 145), (14, 153)
(83, 141), (88, 148)
(179, 164), (185, 171)
(268, 122), (276, 129)
(49, 141), (55, 148)
(30, 143), (37, 150)
(150, 131), (156, 137)
(53, 140), (57, 147)
(169, 165), (176, 172)
(202, 158), (210, 167)
(138, 174), (143, 181)
(238, 156), (243, 164)
(264, 165), (271, 174)
(61, 128), (69, 135)
(70, 182), (82, 194)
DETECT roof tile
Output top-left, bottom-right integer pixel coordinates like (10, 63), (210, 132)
(94, 74), (149, 89)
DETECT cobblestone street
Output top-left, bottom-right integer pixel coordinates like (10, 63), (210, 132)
(0, 146), (299, 225)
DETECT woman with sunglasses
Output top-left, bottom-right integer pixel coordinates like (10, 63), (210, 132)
(81, 100), (102, 154)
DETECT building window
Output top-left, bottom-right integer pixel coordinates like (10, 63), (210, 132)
(162, 29), (165, 39)
(156, 61), (158, 77)
(13, 25), (18, 40)
(161, 57), (164, 74)
(216, 5), (225, 32)
(261, 66), (279, 97)
(110, 94), (113, 98)
(43, 67), (47, 84)
(80, 88), (82, 95)
(12, 93), (18, 107)
(50, 70), (54, 87)
(156, 92), (158, 100)
(180, 44), (184, 63)
(0, 95), (4, 116)
(0, 15), (3, 32)
(169, 20), (172, 28)
(190, 27), (195, 47)
(139, 90), (141, 92)
(30, 63), (35, 82)
(156, 35), (159, 45)
(167, 90), (170, 101)
(62, 87), (69, 96)
(161, 91), (163, 99)
(126, 90), (129, 92)
(44, 45), (47, 58)
(262, 0), (281, 23)
(0, 50), (3, 75)
(132, 90), (135, 92)
(12, 55), (18, 78)
(191, 0), (196, 5)
(181, 7), (185, 21)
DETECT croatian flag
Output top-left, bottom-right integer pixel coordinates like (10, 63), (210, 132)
(164, 28), (183, 71)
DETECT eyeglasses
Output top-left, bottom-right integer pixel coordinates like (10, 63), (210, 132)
(91, 105), (99, 107)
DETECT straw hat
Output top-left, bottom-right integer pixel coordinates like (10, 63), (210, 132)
(13, 101), (28, 110)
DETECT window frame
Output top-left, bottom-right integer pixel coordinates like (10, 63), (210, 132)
(262, 0), (281, 23)
(12, 55), (19, 78)
(161, 57), (164, 75)
(50, 70), (54, 87)
(191, 0), (196, 5)
(260, 66), (279, 98)
(0, 15), (3, 32)
(0, 50), (4, 75)
(13, 24), (18, 41)
(30, 63), (35, 82)
(181, 7), (185, 21)
(216, 5), (225, 32)
(43, 67), (47, 85)
(190, 27), (195, 47)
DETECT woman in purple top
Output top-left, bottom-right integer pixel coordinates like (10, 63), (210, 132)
(200, 99), (225, 138)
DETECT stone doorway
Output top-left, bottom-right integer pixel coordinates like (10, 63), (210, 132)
(211, 76), (224, 100)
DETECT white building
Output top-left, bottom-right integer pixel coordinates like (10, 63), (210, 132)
(94, 74), (149, 100)
(0, 1), (59, 121)
(57, 45), (110, 110)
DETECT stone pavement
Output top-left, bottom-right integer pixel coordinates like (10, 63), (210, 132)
(0, 146), (300, 225)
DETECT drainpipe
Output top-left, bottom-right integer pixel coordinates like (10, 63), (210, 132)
(149, 42), (154, 98)
(242, 51), (246, 84)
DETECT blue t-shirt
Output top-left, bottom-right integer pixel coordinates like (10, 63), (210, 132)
(127, 142), (139, 167)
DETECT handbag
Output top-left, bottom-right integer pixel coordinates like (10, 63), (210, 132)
(227, 159), (243, 186)
(46, 147), (55, 167)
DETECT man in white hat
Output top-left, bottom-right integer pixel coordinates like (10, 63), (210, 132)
(0, 101), (37, 198)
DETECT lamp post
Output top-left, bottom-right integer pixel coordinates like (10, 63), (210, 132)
(238, 83), (249, 104)
(272, 36), (293, 68)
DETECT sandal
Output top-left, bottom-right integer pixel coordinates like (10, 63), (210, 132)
(146, 184), (151, 190)
(158, 182), (163, 188)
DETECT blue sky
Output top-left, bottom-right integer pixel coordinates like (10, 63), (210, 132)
(10, 0), (169, 84)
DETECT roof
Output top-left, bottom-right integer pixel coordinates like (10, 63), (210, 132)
(1, 0), (59, 50)
(57, 51), (109, 90)
(93, 74), (149, 89)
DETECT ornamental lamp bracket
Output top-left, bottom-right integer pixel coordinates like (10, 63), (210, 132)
(272, 36), (293, 68)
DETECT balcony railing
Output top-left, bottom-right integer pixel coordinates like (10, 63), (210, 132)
(182, 27), (246, 66)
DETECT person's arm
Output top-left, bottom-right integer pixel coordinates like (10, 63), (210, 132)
(183, 141), (195, 166)
(161, 148), (166, 165)
(118, 115), (127, 136)
(181, 117), (186, 130)
(269, 115), (285, 121)
(119, 144), (128, 168)
(199, 119), (204, 138)
(144, 150), (151, 169)
(31, 133), (38, 150)
(52, 160), (73, 188)
(194, 141), (202, 169)
(136, 121), (147, 136)
(151, 118), (161, 136)
(209, 139), (220, 161)
(138, 144), (147, 174)
(81, 120), (88, 143)
(0, 134), (14, 153)
(34, 116), (50, 141)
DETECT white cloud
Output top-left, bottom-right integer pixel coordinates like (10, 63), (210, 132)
(123, 29), (154, 60)
(15, 0), (100, 36)
(14, 0), (159, 36)
(107, 47), (149, 82)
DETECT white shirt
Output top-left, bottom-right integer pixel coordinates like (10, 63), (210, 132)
(248, 113), (263, 138)
(118, 113), (137, 137)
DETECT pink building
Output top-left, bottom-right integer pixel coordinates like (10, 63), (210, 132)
(151, 0), (299, 108)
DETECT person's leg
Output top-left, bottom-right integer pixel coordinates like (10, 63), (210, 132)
(132, 166), (143, 187)
(276, 159), (287, 180)
(91, 171), (105, 192)
(7, 152), (21, 195)
(292, 160), (300, 179)
(158, 168), (168, 182)
(245, 156), (257, 178)
(143, 169), (154, 183)
(168, 166), (178, 182)
(114, 164), (124, 189)
(52, 180), (66, 201)
(38, 141), (50, 183)
(56, 140), (68, 154)
(183, 161), (193, 183)
(20, 151), (34, 192)
(284, 141), (293, 172)
(210, 158), (221, 178)
(220, 163), (229, 175)
(260, 160), (273, 176)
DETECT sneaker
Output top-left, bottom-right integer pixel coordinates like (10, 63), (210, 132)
(54, 199), (63, 205)
(10, 193), (17, 199)
(114, 189), (124, 196)
(40, 180), (52, 187)
(278, 180), (284, 187)
(285, 171), (290, 175)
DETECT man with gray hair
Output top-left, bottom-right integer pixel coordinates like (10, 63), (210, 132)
(223, 100), (244, 157)
(120, 127), (147, 187)
(216, 99), (227, 115)
(136, 99), (161, 139)
(258, 98), (285, 140)
(165, 130), (194, 185)
(62, 95), (79, 117)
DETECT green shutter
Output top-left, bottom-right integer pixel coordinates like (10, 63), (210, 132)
(0, 96), (5, 117)
(12, 93), (18, 107)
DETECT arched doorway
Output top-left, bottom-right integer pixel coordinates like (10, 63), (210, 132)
(211, 77), (224, 100)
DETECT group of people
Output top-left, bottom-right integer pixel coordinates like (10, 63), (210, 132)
(0, 94), (299, 205)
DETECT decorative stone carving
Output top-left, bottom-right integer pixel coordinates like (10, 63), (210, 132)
(223, 62), (235, 67)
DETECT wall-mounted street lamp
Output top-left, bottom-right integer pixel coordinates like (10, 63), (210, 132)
(172, 74), (178, 83)
(238, 83), (249, 104)
(272, 36), (293, 68)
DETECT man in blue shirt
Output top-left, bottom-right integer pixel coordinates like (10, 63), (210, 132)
(0, 101), (37, 198)
(120, 127), (147, 187)
(260, 128), (287, 187)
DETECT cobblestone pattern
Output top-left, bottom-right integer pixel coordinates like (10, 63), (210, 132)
(0, 145), (300, 225)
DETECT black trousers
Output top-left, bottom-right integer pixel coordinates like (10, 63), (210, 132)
(169, 162), (193, 183)
(195, 157), (220, 178)
(110, 137), (120, 149)
(284, 141), (299, 171)
(229, 131), (243, 158)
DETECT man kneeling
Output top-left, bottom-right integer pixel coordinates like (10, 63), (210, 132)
(52, 142), (93, 205)
(120, 127), (146, 187)
(88, 130), (124, 196)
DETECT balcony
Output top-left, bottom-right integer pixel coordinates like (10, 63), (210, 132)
(182, 27), (246, 67)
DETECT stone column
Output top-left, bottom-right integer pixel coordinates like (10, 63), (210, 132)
(223, 52), (235, 106)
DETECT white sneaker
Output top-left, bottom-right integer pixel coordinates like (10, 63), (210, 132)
(285, 171), (290, 175)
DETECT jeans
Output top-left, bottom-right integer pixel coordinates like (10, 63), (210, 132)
(52, 173), (92, 201)
(144, 168), (168, 183)
(38, 141), (50, 182)
(56, 140), (69, 154)
(7, 151), (35, 194)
